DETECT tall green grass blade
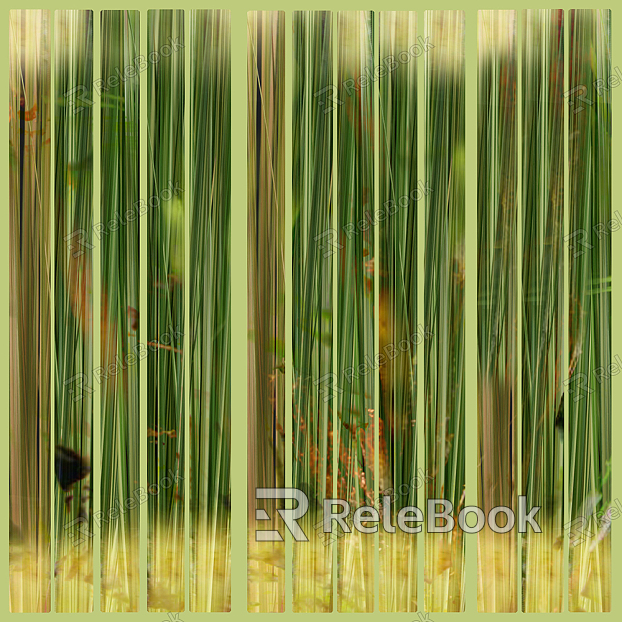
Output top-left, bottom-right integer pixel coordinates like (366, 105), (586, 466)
(147, 9), (185, 612)
(477, 9), (517, 612)
(247, 10), (286, 613)
(521, 9), (564, 612)
(424, 10), (465, 612)
(292, 10), (333, 613)
(189, 8), (231, 613)
(568, 8), (611, 612)
(100, 9), (140, 612)
(378, 10), (418, 613)
(54, 10), (94, 612)
(9, 9), (52, 613)
(335, 10), (375, 613)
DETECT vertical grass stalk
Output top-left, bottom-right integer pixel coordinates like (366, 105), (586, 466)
(189, 8), (231, 613)
(100, 9), (140, 612)
(54, 9), (94, 613)
(247, 10), (286, 613)
(477, 9), (518, 613)
(378, 10), (418, 613)
(147, 9), (185, 612)
(568, 8), (611, 612)
(292, 10), (333, 613)
(424, 10), (465, 612)
(9, 9), (52, 613)
(521, 9), (564, 612)
(335, 10), (375, 613)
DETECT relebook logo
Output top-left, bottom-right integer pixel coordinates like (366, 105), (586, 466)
(254, 488), (542, 542)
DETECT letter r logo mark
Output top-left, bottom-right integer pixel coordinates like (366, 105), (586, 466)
(255, 488), (309, 542)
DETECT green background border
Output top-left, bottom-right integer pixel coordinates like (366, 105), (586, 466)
(2, 3), (618, 619)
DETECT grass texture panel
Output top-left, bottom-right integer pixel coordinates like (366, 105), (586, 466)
(424, 10), (465, 613)
(247, 10), (286, 614)
(477, 9), (517, 613)
(189, 8), (232, 613)
(9, 9), (52, 613)
(568, 8), (611, 613)
(54, 9), (94, 613)
(335, 10), (375, 613)
(378, 10), (419, 613)
(521, 8), (564, 613)
(100, 9), (141, 612)
(147, 9), (185, 612)
(292, 10), (334, 613)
